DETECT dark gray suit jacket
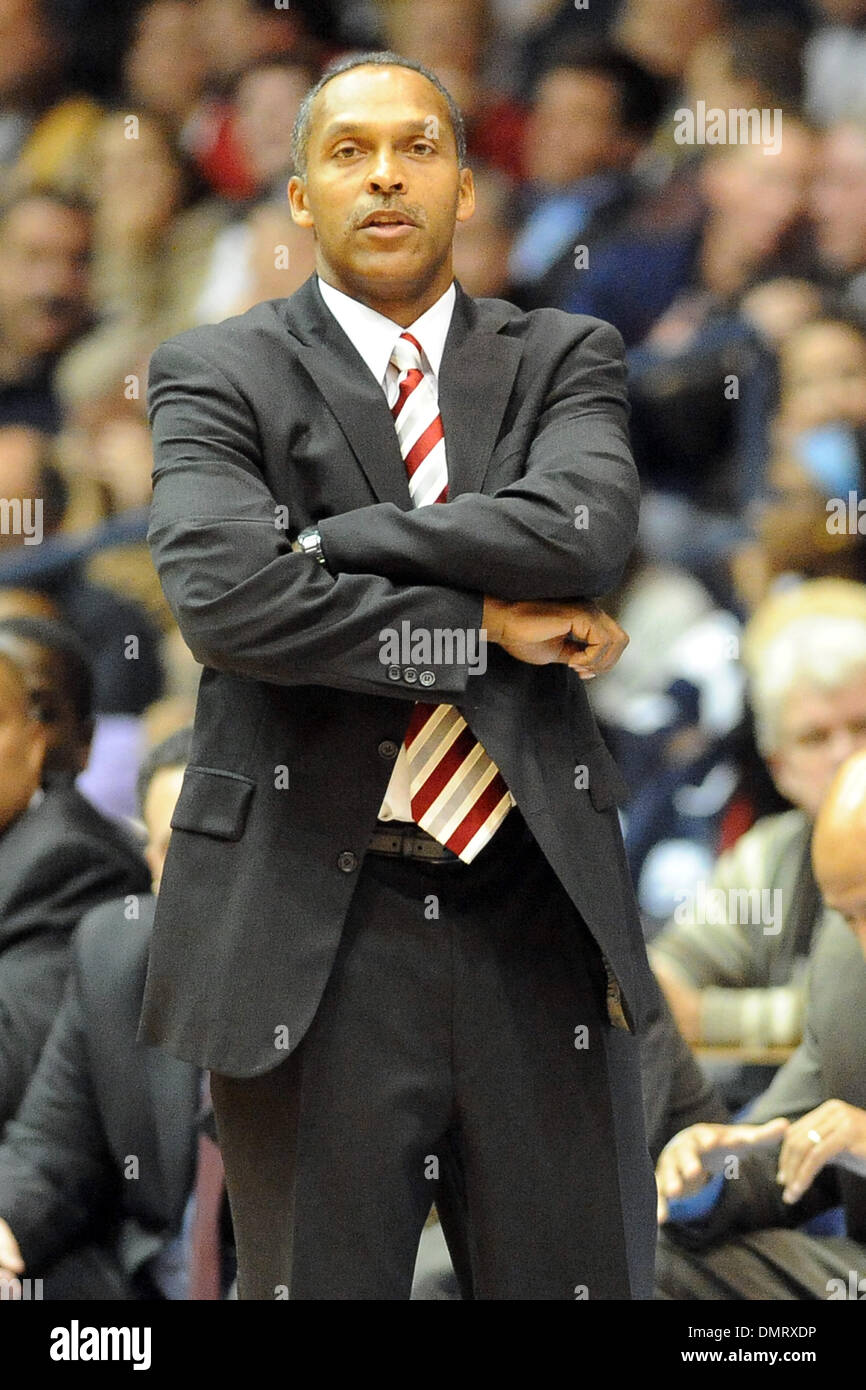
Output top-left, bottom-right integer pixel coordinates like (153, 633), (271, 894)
(0, 895), (199, 1293)
(138, 272), (657, 1076)
(0, 783), (150, 1131)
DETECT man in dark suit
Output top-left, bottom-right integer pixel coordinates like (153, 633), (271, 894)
(0, 628), (150, 1134)
(138, 49), (659, 1300)
(0, 729), (201, 1300)
(655, 748), (866, 1299)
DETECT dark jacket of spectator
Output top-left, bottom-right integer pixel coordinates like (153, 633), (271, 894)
(0, 783), (150, 1132)
(0, 894), (200, 1299)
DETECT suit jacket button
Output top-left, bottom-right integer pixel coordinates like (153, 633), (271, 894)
(404, 667), (418, 683)
(419, 670), (435, 688)
(337, 851), (358, 873)
(387, 666), (401, 681)
(378, 739), (399, 759)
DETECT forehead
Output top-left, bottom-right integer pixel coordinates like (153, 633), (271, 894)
(310, 65), (452, 140)
(781, 671), (866, 730)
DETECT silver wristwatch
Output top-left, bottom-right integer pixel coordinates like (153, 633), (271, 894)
(295, 526), (326, 565)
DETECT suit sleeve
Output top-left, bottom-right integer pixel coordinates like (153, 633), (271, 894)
(147, 337), (484, 699)
(318, 321), (640, 599)
(0, 934), (72, 1133)
(0, 962), (117, 1272)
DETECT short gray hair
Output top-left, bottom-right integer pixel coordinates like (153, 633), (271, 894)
(290, 49), (467, 179)
(748, 615), (866, 754)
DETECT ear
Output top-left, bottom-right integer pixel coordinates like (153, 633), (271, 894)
(455, 165), (475, 225)
(288, 175), (315, 229)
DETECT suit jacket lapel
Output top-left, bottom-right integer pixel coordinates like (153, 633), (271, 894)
(438, 285), (523, 498)
(286, 277), (413, 508)
(282, 276), (524, 505)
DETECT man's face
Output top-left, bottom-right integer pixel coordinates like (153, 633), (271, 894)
(288, 65), (474, 315)
(0, 199), (91, 360)
(0, 635), (90, 775)
(811, 125), (866, 276)
(143, 763), (186, 891)
(770, 673), (866, 817)
(0, 656), (46, 833)
(524, 69), (636, 188)
(236, 65), (310, 186)
(704, 129), (815, 261)
(779, 321), (866, 433)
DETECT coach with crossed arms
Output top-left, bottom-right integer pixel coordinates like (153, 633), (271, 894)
(138, 51), (657, 1300)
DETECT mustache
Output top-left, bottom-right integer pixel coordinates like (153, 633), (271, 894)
(352, 203), (426, 229)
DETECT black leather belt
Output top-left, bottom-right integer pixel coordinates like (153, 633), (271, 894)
(368, 822), (459, 862)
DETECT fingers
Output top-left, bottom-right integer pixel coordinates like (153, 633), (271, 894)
(778, 1104), (846, 1204)
(566, 610), (628, 677)
(656, 1180), (669, 1226)
(0, 1219), (23, 1277)
(656, 1130), (709, 1202)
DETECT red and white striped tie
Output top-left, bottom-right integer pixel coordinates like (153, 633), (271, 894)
(389, 330), (514, 863)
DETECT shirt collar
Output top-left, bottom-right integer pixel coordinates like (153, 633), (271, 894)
(316, 275), (456, 386)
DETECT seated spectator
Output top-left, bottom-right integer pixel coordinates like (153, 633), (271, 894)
(382, 0), (529, 181)
(0, 189), (93, 433)
(194, 56), (316, 324)
(650, 578), (866, 1051)
(451, 163), (520, 300)
(0, 615), (145, 820)
(507, 38), (666, 313)
(810, 119), (866, 314)
(805, 0), (866, 127)
(0, 615), (92, 781)
(731, 313), (866, 610)
(0, 425), (164, 716)
(0, 0), (103, 194)
(73, 109), (228, 350)
(655, 744), (866, 1300)
(187, 0), (342, 201)
(122, 0), (209, 151)
(0, 638), (149, 1135)
(0, 729), (211, 1300)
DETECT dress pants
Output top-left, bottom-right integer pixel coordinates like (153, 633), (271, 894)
(210, 807), (656, 1300)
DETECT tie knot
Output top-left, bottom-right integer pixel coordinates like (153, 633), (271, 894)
(390, 331), (424, 375)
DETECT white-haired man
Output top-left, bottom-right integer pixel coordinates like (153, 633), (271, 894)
(651, 578), (866, 1049)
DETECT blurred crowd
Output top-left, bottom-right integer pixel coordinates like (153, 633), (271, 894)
(3, 0), (866, 1302)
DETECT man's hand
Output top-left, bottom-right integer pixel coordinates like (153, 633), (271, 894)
(656, 1118), (790, 1224)
(0, 1218), (24, 1297)
(776, 1100), (866, 1205)
(482, 598), (628, 679)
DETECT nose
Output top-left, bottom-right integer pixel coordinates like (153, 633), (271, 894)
(366, 146), (406, 195)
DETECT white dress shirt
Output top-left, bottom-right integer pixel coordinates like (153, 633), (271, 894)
(316, 274), (457, 822)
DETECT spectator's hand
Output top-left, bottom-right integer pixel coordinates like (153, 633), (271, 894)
(0, 1218), (24, 1295)
(777, 1100), (866, 1205)
(656, 1118), (790, 1224)
(482, 598), (628, 678)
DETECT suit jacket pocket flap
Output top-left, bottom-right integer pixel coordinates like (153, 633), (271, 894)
(169, 765), (255, 841)
(583, 742), (630, 812)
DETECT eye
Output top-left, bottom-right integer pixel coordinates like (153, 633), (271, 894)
(333, 144), (362, 159)
(410, 141), (435, 155)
